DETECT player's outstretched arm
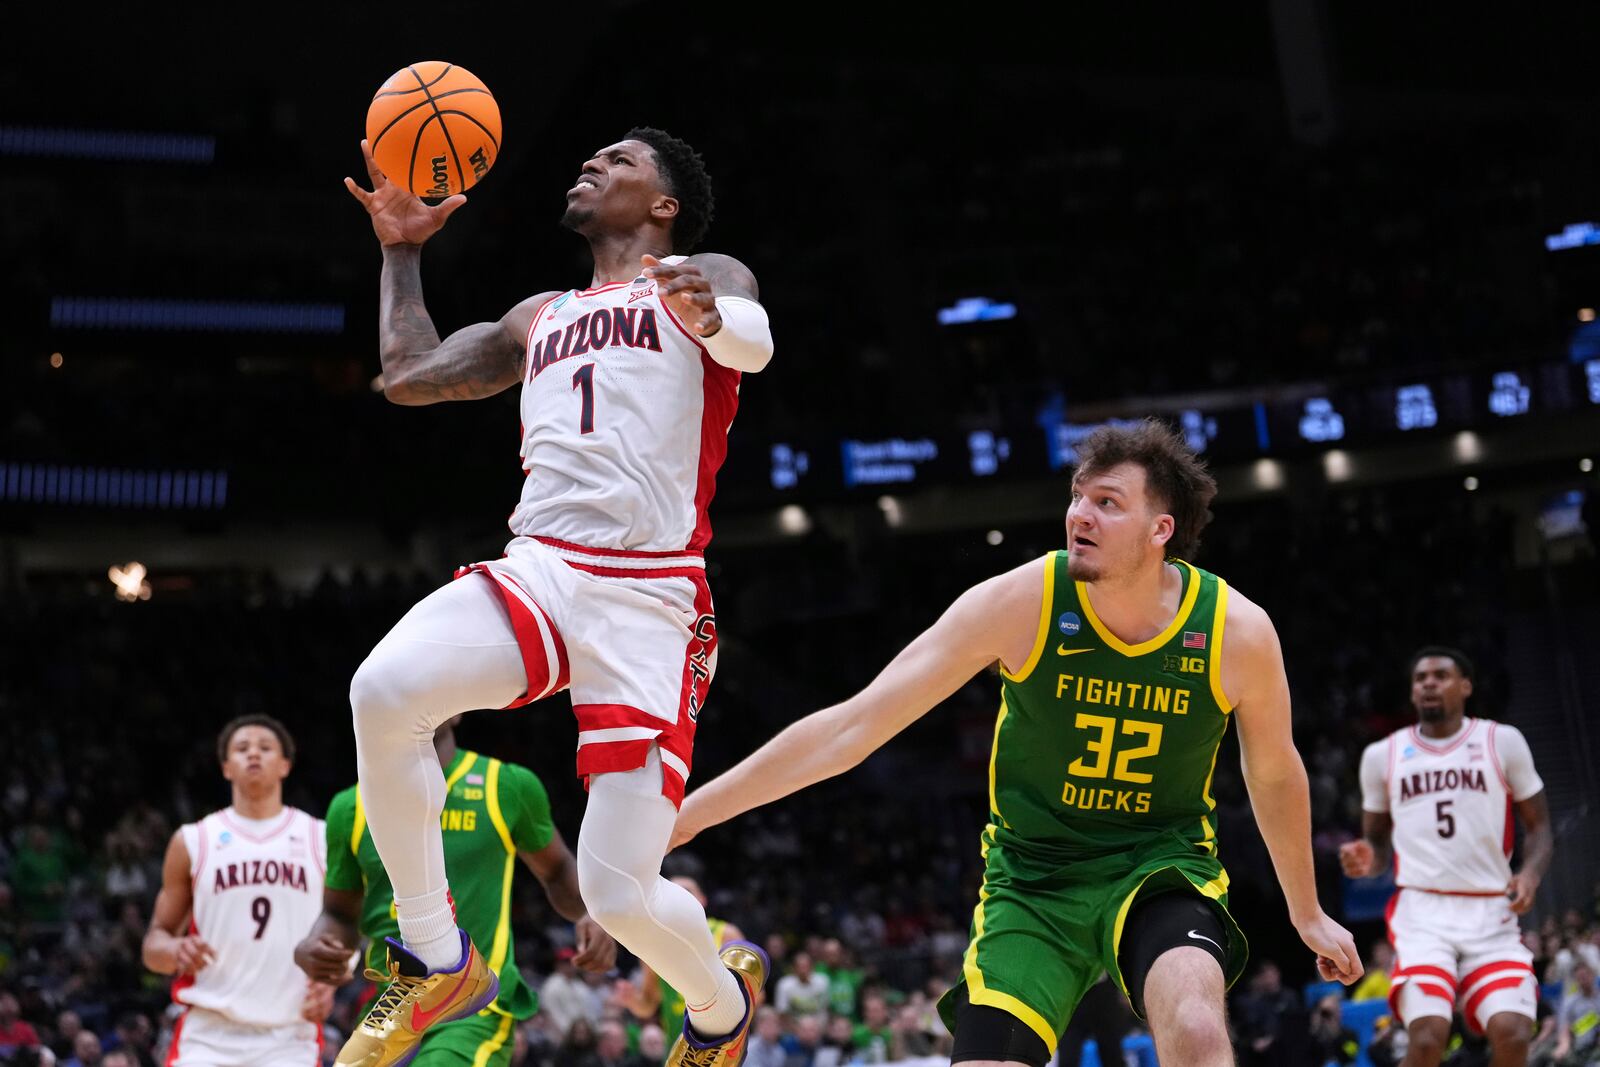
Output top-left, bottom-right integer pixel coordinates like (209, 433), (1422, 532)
(1227, 591), (1362, 985)
(374, 257), (558, 405)
(520, 829), (618, 973)
(672, 559), (1045, 849)
(142, 831), (215, 976)
(345, 139), (556, 405)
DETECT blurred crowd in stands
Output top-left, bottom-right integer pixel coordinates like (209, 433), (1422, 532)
(3, 472), (1586, 1065)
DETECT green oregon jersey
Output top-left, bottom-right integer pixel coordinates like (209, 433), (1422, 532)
(324, 749), (555, 1020)
(658, 918), (729, 1035)
(992, 551), (1234, 862)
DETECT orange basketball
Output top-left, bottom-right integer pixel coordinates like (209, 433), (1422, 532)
(366, 61), (501, 198)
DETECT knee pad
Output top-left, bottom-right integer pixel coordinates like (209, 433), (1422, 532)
(1116, 890), (1229, 1018)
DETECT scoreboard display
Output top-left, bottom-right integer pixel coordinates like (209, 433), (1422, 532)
(738, 359), (1600, 499)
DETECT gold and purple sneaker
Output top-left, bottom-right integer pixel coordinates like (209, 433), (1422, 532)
(333, 931), (499, 1067)
(665, 940), (770, 1067)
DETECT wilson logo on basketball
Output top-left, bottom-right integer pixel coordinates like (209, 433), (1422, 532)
(469, 147), (491, 180)
(426, 155), (451, 197)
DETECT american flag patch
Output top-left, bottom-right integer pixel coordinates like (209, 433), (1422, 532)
(466, 774), (485, 785)
(1182, 631), (1207, 649)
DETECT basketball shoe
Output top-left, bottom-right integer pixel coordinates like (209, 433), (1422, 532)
(333, 931), (499, 1067)
(665, 941), (769, 1067)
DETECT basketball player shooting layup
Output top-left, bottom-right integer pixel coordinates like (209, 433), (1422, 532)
(1340, 648), (1552, 1067)
(335, 129), (773, 1067)
(143, 715), (329, 1067)
(673, 422), (1362, 1067)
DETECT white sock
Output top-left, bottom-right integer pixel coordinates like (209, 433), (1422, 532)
(686, 969), (747, 1039)
(396, 888), (463, 972)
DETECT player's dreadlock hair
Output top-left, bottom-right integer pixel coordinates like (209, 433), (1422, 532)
(216, 713), (297, 765)
(1072, 418), (1218, 561)
(626, 126), (714, 253)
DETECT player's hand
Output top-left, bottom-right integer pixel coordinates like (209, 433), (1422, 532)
(1507, 871), (1541, 915)
(642, 255), (721, 337)
(173, 936), (217, 975)
(572, 916), (618, 973)
(301, 979), (336, 1023)
(345, 139), (467, 248)
(1295, 911), (1363, 985)
(294, 932), (356, 985)
(670, 796), (708, 852)
(1337, 839), (1376, 879)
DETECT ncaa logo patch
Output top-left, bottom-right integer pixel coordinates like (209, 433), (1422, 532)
(1058, 612), (1081, 636)
(218, 831), (233, 848)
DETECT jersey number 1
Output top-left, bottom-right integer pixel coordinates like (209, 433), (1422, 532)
(573, 364), (595, 434)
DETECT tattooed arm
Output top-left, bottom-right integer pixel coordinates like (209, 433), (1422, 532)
(378, 245), (556, 405)
(344, 137), (556, 405)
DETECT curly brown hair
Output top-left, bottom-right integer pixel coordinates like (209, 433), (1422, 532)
(1072, 418), (1218, 561)
(216, 713), (296, 765)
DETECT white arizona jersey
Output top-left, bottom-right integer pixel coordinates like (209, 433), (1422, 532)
(1360, 718), (1543, 893)
(176, 807), (326, 1027)
(509, 258), (745, 553)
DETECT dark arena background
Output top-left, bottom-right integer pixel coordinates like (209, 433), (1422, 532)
(4, 5), (1600, 1066)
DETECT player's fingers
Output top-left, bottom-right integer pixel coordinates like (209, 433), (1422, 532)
(344, 177), (372, 206)
(640, 253), (662, 269)
(360, 139), (385, 184)
(1336, 936), (1362, 981)
(662, 275), (707, 295)
(435, 194), (468, 221)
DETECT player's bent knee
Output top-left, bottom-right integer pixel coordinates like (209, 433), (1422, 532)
(1484, 1011), (1532, 1049)
(348, 656), (406, 739)
(574, 847), (650, 938)
(1406, 1019), (1449, 1062)
(1156, 1010), (1230, 1058)
(348, 647), (445, 743)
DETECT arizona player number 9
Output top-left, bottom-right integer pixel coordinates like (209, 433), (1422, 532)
(251, 896), (271, 939)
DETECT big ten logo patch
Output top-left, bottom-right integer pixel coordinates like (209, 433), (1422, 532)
(685, 614), (717, 723)
(1163, 654), (1206, 675)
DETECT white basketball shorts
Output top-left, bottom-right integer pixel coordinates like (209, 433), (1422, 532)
(457, 534), (715, 806)
(1386, 887), (1535, 1033)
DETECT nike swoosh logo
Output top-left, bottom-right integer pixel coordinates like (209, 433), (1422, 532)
(410, 970), (473, 1031)
(1057, 646), (1093, 656)
(1187, 929), (1223, 952)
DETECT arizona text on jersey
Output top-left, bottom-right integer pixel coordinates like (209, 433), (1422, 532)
(510, 264), (740, 553)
